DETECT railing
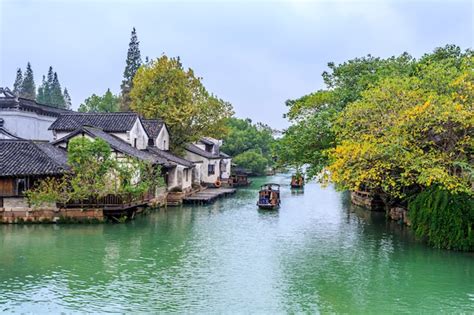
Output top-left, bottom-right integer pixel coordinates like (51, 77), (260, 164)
(58, 190), (155, 209)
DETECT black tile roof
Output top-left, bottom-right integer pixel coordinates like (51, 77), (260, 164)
(147, 146), (194, 168)
(0, 127), (22, 140)
(185, 144), (221, 159)
(49, 112), (139, 132)
(141, 119), (165, 139)
(0, 95), (71, 117)
(0, 140), (68, 177)
(199, 138), (215, 146)
(52, 126), (169, 166)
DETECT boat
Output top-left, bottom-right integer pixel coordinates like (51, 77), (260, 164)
(257, 183), (281, 210)
(290, 174), (304, 189)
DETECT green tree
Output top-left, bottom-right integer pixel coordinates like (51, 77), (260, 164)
(130, 55), (233, 152)
(50, 72), (66, 108)
(37, 76), (46, 103)
(78, 89), (120, 113)
(26, 137), (163, 207)
(63, 88), (72, 109)
(233, 149), (268, 175)
(20, 62), (36, 99)
(221, 117), (276, 174)
(12, 68), (23, 96)
(120, 27), (142, 111)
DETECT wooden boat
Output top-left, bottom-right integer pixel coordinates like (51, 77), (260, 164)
(290, 174), (304, 189)
(257, 183), (281, 210)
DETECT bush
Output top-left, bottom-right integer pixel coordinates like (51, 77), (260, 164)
(409, 186), (474, 251)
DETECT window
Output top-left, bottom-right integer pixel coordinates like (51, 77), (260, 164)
(185, 169), (189, 182)
(134, 138), (137, 148)
(163, 140), (167, 150)
(208, 164), (215, 176)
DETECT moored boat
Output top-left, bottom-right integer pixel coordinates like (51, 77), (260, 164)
(257, 183), (281, 209)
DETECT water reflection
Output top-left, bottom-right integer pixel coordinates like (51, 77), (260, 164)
(0, 174), (473, 313)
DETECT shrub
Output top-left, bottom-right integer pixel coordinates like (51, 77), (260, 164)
(409, 186), (474, 251)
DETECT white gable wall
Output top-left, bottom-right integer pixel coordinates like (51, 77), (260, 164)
(155, 126), (169, 150)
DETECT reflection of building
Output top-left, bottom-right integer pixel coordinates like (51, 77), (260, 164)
(0, 87), (69, 140)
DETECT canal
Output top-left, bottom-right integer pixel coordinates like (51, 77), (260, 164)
(1, 174), (473, 313)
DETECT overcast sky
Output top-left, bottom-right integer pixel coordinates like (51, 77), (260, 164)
(1, 0), (472, 128)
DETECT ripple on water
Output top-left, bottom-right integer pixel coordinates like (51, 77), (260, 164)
(0, 174), (473, 313)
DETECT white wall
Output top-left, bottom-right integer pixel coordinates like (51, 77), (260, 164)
(112, 119), (149, 149)
(155, 126), (169, 150)
(220, 158), (232, 179)
(1, 110), (56, 140)
(184, 150), (220, 184)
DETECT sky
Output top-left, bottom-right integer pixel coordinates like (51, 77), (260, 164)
(0, 0), (472, 129)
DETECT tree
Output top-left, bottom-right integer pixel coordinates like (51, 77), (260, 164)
(78, 89), (120, 113)
(221, 117), (276, 174)
(20, 62), (36, 99)
(12, 68), (23, 96)
(233, 149), (269, 175)
(37, 76), (46, 103)
(63, 88), (72, 109)
(130, 55), (234, 151)
(120, 27), (142, 111)
(50, 72), (66, 108)
(26, 137), (163, 207)
(327, 51), (473, 200)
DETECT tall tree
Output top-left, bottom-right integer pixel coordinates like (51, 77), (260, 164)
(12, 68), (23, 96)
(78, 88), (120, 113)
(120, 27), (142, 111)
(20, 62), (36, 99)
(130, 55), (233, 152)
(44, 66), (54, 105)
(63, 88), (72, 109)
(36, 76), (46, 103)
(50, 72), (65, 108)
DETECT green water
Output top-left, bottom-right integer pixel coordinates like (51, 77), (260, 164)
(0, 174), (473, 313)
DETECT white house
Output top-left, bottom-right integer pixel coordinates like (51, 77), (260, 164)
(0, 87), (69, 141)
(141, 119), (194, 193)
(49, 112), (149, 149)
(184, 138), (232, 186)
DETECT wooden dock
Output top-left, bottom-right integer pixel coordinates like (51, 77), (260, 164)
(183, 188), (236, 205)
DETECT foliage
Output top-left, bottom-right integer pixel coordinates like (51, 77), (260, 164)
(26, 138), (163, 207)
(275, 107), (336, 178)
(63, 88), (72, 109)
(233, 149), (269, 175)
(221, 118), (275, 174)
(328, 53), (473, 199)
(36, 66), (68, 108)
(12, 68), (23, 95)
(408, 186), (474, 251)
(130, 55), (234, 152)
(20, 62), (36, 100)
(78, 89), (120, 113)
(277, 52), (416, 179)
(120, 27), (142, 111)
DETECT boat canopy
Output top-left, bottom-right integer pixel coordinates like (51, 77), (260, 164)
(260, 183), (280, 191)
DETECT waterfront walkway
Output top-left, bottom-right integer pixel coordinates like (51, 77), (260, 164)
(183, 187), (236, 205)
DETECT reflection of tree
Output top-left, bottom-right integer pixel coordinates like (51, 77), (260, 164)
(279, 191), (474, 313)
(0, 208), (196, 312)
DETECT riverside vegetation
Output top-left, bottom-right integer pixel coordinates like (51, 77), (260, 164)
(275, 45), (473, 251)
